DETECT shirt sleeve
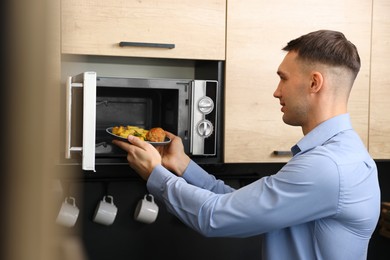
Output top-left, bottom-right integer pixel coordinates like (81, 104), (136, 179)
(181, 160), (235, 194)
(146, 154), (340, 238)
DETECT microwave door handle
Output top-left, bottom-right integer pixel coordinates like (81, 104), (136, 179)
(65, 76), (82, 159)
(65, 76), (70, 158)
(65, 72), (97, 172)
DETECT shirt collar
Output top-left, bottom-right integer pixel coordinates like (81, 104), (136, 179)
(291, 113), (353, 156)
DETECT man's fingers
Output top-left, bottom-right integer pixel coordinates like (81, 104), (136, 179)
(165, 131), (175, 138)
(112, 135), (150, 151)
(112, 139), (132, 151)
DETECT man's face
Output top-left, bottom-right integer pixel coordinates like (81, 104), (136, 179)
(273, 51), (311, 127)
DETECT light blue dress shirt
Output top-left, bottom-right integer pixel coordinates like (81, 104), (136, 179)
(147, 114), (380, 260)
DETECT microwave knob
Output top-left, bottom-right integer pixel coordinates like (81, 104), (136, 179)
(197, 120), (213, 137)
(198, 97), (214, 114)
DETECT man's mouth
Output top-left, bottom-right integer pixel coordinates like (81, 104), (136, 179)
(280, 102), (285, 112)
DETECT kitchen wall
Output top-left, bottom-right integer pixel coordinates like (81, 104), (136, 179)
(368, 161), (390, 260)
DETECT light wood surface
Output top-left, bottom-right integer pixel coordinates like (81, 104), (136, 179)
(225, 0), (372, 162)
(369, 0), (390, 159)
(61, 0), (226, 60)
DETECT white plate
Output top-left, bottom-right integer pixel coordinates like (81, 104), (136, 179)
(106, 127), (171, 146)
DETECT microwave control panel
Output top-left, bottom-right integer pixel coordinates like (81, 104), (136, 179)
(190, 80), (218, 156)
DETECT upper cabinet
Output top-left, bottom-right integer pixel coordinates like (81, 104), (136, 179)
(61, 0), (226, 60)
(369, 0), (390, 159)
(224, 0), (372, 163)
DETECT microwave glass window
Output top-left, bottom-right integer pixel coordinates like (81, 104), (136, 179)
(96, 87), (179, 132)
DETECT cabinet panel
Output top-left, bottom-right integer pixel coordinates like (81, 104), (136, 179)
(61, 0), (226, 60)
(225, 0), (371, 162)
(369, 0), (390, 159)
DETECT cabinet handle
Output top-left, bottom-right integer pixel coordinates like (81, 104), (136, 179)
(273, 150), (293, 156)
(119, 41), (175, 49)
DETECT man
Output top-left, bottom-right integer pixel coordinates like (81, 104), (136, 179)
(113, 30), (380, 260)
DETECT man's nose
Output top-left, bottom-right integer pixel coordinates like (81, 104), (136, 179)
(273, 85), (281, 98)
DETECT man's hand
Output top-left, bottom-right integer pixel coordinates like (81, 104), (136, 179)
(112, 135), (162, 181)
(158, 132), (190, 176)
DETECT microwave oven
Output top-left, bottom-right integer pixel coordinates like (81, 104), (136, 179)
(65, 71), (222, 172)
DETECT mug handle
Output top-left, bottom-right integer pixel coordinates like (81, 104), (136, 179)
(145, 194), (154, 203)
(66, 196), (76, 206)
(104, 195), (114, 204)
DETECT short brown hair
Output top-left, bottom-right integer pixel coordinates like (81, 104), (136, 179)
(282, 30), (361, 79)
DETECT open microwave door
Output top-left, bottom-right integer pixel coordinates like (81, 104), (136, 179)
(65, 72), (97, 171)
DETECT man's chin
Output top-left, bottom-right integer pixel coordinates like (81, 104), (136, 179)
(282, 115), (299, 127)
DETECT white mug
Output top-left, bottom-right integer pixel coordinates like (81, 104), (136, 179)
(56, 196), (79, 227)
(93, 195), (118, 226)
(134, 194), (159, 224)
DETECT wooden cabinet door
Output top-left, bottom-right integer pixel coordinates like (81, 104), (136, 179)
(225, 0), (372, 163)
(369, 0), (390, 159)
(61, 0), (226, 60)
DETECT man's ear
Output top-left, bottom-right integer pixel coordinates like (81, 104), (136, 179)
(310, 71), (324, 93)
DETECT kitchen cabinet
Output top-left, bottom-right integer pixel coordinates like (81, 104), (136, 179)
(61, 0), (226, 60)
(224, 0), (372, 162)
(369, 0), (390, 159)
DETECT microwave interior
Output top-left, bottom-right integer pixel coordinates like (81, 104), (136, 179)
(94, 86), (181, 157)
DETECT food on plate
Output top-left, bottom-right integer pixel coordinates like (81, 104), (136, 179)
(112, 125), (148, 140)
(111, 125), (166, 142)
(146, 127), (166, 142)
